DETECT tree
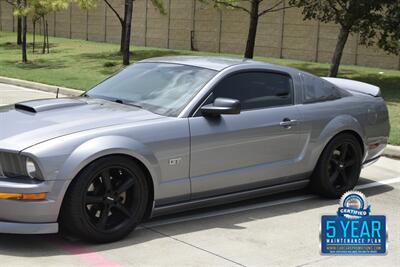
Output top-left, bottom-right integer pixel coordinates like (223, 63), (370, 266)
(13, 0), (69, 63)
(201, 0), (291, 59)
(78, 0), (165, 65)
(16, 0), (22, 44)
(377, 2), (400, 55)
(289, 0), (399, 77)
(30, 0), (68, 54)
(13, 0), (28, 62)
(3, 0), (22, 44)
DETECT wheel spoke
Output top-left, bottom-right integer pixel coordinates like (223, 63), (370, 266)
(84, 166), (139, 232)
(116, 178), (135, 194)
(330, 158), (340, 166)
(101, 171), (112, 191)
(87, 205), (101, 217)
(340, 144), (348, 161)
(85, 195), (104, 205)
(114, 203), (132, 218)
(339, 169), (347, 182)
(97, 206), (110, 229)
(329, 169), (340, 184)
(345, 159), (356, 168)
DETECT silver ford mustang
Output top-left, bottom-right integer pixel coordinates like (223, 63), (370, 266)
(0, 56), (389, 242)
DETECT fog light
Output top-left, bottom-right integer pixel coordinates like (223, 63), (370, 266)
(26, 158), (38, 179)
(0, 192), (46, 200)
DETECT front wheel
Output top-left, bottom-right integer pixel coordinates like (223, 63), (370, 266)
(60, 156), (149, 243)
(311, 133), (362, 198)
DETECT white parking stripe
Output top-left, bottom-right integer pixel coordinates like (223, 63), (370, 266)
(142, 177), (400, 228)
(356, 177), (400, 190)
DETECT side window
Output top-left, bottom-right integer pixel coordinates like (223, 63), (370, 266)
(211, 72), (293, 110)
(302, 74), (341, 103)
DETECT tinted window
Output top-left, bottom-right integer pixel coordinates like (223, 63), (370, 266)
(211, 72), (293, 110)
(302, 74), (341, 103)
(87, 63), (216, 116)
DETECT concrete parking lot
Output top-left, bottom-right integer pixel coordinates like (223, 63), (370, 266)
(0, 83), (399, 267)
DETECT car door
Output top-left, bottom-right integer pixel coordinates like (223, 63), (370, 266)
(189, 71), (305, 199)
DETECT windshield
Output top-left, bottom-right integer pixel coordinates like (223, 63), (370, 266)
(86, 62), (216, 116)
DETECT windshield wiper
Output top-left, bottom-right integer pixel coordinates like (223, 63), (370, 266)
(115, 99), (143, 109)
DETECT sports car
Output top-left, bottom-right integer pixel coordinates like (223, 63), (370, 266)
(0, 56), (390, 242)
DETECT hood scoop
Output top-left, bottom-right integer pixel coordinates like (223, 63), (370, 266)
(15, 98), (87, 113)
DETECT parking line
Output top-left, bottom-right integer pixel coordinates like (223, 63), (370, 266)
(45, 236), (123, 267)
(142, 177), (400, 228)
(356, 177), (400, 189)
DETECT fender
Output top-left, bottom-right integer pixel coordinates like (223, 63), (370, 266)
(58, 135), (160, 187)
(309, 114), (367, 170)
(22, 135), (161, 221)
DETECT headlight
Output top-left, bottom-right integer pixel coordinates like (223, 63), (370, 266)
(0, 161), (4, 177)
(26, 158), (38, 179)
(0, 152), (43, 180)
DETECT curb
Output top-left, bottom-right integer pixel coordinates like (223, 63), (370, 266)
(0, 76), (82, 97)
(382, 145), (400, 160)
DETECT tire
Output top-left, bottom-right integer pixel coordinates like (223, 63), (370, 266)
(60, 156), (149, 243)
(311, 133), (362, 198)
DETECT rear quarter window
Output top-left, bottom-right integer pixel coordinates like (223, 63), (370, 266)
(302, 74), (341, 104)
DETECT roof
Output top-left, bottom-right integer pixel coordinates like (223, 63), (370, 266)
(139, 56), (301, 75)
(140, 56), (256, 71)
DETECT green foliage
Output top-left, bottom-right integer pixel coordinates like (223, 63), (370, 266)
(200, 0), (254, 14)
(289, 0), (400, 55)
(75, 0), (166, 15)
(200, 0), (287, 16)
(75, 0), (97, 9)
(150, 0), (166, 15)
(13, 0), (69, 17)
(204, 0), (242, 8)
(378, 2), (400, 55)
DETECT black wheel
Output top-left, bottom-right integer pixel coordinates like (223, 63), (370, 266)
(311, 133), (362, 198)
(60, 156), (149, 243)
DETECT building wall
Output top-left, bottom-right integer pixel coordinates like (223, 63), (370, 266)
(0, 0), (399, 70)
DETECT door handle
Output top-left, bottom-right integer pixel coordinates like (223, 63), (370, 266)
(280, 118), (298, 128)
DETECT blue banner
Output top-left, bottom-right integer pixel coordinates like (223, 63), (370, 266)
(321, 215), (386, 254)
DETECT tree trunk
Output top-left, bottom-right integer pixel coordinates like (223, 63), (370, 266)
(21, 15), (27, 63)
(17, 0), (22, 45)
(122, 0), (133, 65)
(17, 17), (22, 45)
(244, 0), (260, 59)
(46, 20), (50, 53)
(33, 20), (36, 53)
(42, 17), (46, 54)
(329, 26), (350, 77)
(120, 23), (125, 53)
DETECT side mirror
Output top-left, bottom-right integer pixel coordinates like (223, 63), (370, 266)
(201, 98), (241, 116)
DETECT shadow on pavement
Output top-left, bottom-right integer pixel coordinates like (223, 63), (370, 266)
(0, 177), (394, 257)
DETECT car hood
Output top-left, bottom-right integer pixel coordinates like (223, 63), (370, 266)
(0, 97), (163, 151)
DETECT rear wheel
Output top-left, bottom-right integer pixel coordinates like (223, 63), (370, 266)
(60, 156), (149, 243)
(311, 133), (362, 198)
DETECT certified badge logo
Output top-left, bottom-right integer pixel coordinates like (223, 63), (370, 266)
(337, 191), (370, 219)
(320, 191), (387, 255)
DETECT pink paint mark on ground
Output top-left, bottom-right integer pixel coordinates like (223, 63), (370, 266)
(45, 236), (124, 267)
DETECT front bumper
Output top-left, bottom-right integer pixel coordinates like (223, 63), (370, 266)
(0, 177), (69, 234)
(0, 221), (58, 234)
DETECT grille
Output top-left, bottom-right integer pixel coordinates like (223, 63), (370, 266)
(0, 152), (26, 178)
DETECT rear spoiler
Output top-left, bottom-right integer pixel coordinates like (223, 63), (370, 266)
(322, 77), (381, 97)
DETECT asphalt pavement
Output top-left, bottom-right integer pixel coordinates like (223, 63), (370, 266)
(0, 83), (399, 267)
